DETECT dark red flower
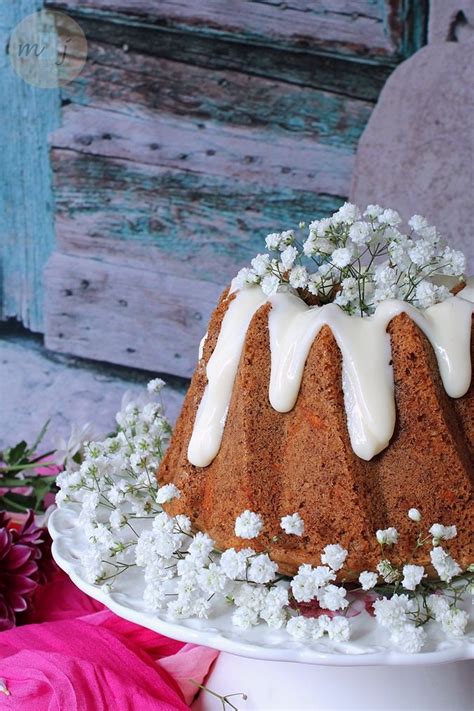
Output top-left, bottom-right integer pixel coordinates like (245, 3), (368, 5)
(0, 511), (55, 630)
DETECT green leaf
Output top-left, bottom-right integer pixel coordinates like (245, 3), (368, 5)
(0, 492), (36, 512)
(4, 440), (28, 466)
(26, 419), (51, 458)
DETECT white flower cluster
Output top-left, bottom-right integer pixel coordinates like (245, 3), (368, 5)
(362, 511), (471, 653)
(234, 203), (466, 316)
(55, 383), (472, 654)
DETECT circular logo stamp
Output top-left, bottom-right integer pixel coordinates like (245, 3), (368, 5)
(9, 10), (87, 88)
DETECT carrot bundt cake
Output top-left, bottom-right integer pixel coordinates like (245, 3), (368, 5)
(158, 204), (474, 577)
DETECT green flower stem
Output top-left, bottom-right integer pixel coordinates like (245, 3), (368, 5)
(0, 476), (57, 487)
(0, 461), (56, 474)
(189, 680), (247, 711)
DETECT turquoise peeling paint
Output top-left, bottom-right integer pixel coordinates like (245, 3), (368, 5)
(0, 1), (60, 331)
(53, 154), (343, 281)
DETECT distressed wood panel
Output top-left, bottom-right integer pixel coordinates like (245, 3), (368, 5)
(48, 0), (427, 62)
(41, 0), (428, 377)
(44, 252), (223, 376)
(51, 149), (344, 281)
(62, 41), (372, 150)
(51, 104), (353, 195)
(56, 13), (392, 102)
(0, 1), (60, 331)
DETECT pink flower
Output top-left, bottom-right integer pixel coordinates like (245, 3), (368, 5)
(0, 512), (55, 630)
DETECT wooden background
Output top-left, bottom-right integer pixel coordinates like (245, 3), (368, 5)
(2, 1), (430, 378)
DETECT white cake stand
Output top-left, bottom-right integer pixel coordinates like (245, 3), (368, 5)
(49, 504), (474, 710)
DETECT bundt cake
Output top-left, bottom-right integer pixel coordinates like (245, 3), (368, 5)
(158, 280), (473, 577)
(158, 201), (473, 579)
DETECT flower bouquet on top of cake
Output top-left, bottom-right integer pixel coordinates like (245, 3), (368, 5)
(55, 203), (474, 654)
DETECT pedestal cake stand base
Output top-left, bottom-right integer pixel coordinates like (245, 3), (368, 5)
(192, 653), (473, 710)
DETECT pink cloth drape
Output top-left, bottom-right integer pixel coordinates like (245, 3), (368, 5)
(0, 572), (218, 709)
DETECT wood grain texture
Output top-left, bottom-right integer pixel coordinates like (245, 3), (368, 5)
(48, 0), (427, 63)
(0, 331), (186, 450)
(51, 148), (343, 282)
(55, 12), (392, 101)
(51, 103), (353, 196)
(0, 0), (60, 331)
(62, 41), (372, 150)
(44, 252), (224, 377)
(40, 1), (428, 377)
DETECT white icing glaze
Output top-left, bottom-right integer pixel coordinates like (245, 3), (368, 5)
(198, 331), (208, 361)
(188, 285), (473, 467)
(187, 284), (268, 468)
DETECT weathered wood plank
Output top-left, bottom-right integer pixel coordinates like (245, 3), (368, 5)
(44, 252), (223, 377)
(56, 13), (393, 102)
(51, 104), (353, 196)
(62, 41), (372, 150)
(51, 148), (344, 281)
(0, 0), (60, 331)
(48, 0), (427, 62)
(0, 330), (186, 451)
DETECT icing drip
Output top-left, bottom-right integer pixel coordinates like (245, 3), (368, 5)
(187, 285), (267, 468)
(188, 285), (473, 467)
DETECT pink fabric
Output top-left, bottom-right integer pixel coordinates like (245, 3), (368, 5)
(0, 572), (218, 709)
(158, 644), (219, 706)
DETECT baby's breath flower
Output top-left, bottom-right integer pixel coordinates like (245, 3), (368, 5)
(359, 571), (378, 590)
(376, 528), (398, 545)
(317, 584), (348, 611)
(265, 232), (282, 251)
(261, 274), (280, 296)
(364, 204), (383, 219)
(220, 548), (253, 580)
(280, 245), (298, 271)
(401, 564), (425, 591)
(331, 247), (352, 269)
(147, 378), (165, 393)
(440, 608), (468, 638)
(349, 221), (372, 245)
(232, 606), (259, 629)
(291, 564), (335, 602)
(288, 265), (308, 289)
(286, 615), (315, 640)
(326, 616), (351, 642)
(377, 208), (401, 226)
(251, 253), (271, 276)
(429, 523), (457, 544)
(390, 623), (426, 653)
(280, 512), (305, 536)
(408, 508), (421, 522)
(442, 246), (466, 275)
(373, 594), (411, 630)
(377, 559), (400, 583)
(156, 483), (181, 504)
(321, 544), (348, 571)
(234, 510), (263, 539)
(408, 214), (429, 232)
(430, 547), (462, 582)
(247, 553), (278, 584)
